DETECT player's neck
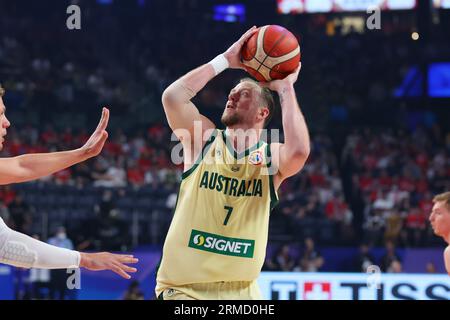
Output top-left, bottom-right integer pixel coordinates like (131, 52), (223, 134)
(224, 126), (262, 153)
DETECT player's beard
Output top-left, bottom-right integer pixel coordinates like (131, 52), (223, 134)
(221, 110), (242, 127)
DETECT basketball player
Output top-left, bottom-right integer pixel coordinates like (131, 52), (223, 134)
(156, 26), (310, 299)
(0, 86), (138, 279)
(429, 192), (450, 275)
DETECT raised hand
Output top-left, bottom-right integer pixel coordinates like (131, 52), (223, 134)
(80, 107), (109, 159)
(261, 63), (302, 93)
(223, 26), (259, 70)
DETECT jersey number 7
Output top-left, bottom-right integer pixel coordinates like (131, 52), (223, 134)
(223, 206), (234, 226)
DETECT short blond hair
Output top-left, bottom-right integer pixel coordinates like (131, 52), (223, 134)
(433, 192), (450, 210)
(239, 78), (275, 127)
(0, 85), (4, 97)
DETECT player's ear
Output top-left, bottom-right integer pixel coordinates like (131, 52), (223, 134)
(258, 106), (269, 121)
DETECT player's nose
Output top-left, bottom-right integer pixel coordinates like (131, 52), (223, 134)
(4, 116), (10, 128)
(228, 90), (238, 101)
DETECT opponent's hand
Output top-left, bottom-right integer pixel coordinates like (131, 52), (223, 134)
(223, 26), (259, 69)
(80, 107), (109, 159)
(79, 252), (139, 279)
(261, 63), (302, 93)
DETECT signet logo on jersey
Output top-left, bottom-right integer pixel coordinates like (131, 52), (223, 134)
(188, 229), (255, 258)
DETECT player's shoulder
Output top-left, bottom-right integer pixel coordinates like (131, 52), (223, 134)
(444, 245), (450, 258)
(444, 246), (450, 275)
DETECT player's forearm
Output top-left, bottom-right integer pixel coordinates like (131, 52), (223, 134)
(0, 219), (80, 269)
(79, 252), (92, 269)
(279, 85), (310, 158)
(9, 149), (86, 183)
(162, 55), (228, 105)
(179, 64), (217, 96)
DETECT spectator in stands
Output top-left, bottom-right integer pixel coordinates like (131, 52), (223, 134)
(405, 206), (427, 247)
(297, 237), (324, 272)
(8, 193), (32, 235)
(29, 234), (51, 300)
(387, 259), (402, 273)
(0, 185), (16, 206)
(384, 209), (404, 246)
(363, 208), (385, 246)
(272, 244), (295, 272)
(425, 262), (436, 273)
(380, 240), (401, 272)
(96, 190), (129, 251)
(0, 199), (10, 224)
(352, 243), (376, 272)
(48, 226), (75, 300)
(123, 281), (145, 300)
(325, 192), (354, 244)
(93, 157), (127, 188)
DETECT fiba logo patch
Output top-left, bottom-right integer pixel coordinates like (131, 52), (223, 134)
(167, 289), (175, 297)
(248, 150), (263, 165)
(193, 234), (205, 246)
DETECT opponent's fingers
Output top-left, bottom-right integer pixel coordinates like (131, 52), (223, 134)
(91, 131), (108, 149)
(101, 131), (109, 143)
(96, 107), (109, 132)
(117, 255), (139, 264)
(95, 108), (106, 131)
(111, 264), (131, 279)
(100, 108), (110, 131)
(116, 262), (138, 273)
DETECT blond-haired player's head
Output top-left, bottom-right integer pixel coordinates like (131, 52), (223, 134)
(430, 192), (450, 242)
(0, 85), (11, 151)
(221, 78), (274, 129)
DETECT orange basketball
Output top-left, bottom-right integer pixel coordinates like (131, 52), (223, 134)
(241, 25), (301, 82)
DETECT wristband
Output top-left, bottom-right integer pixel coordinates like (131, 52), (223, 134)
(209, 54), (229, 75)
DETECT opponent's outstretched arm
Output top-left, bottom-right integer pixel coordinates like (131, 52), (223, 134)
(161, 26), (258, 139)
(0, 108), (109, 185)
(264, 64), (310, 187)
(0, 219), (138, 279)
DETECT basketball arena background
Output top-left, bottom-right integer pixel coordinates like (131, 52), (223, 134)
(0, 0), (449, 300)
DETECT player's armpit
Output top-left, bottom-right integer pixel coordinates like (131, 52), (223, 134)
(270, 142), (309, 189)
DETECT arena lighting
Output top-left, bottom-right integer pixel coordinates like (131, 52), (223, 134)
(97, 0), (113, 4)
(213, 4), (246, 23)
(433, 0), (450, 9)
(277, 0), (417, 14)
